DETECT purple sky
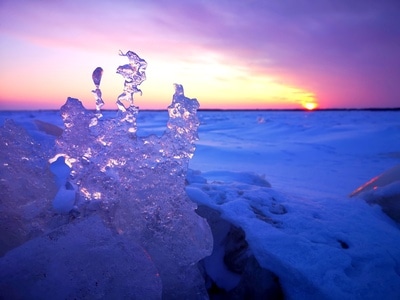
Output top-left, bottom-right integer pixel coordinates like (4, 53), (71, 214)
(1, 0), (399, 109)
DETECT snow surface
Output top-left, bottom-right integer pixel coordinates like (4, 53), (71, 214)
(1, 109), (400, 299)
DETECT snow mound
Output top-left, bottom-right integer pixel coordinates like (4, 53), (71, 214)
(187, 170), (400, 299)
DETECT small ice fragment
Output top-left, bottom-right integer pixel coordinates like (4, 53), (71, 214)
(49, 155), (71, 188)
(92, 67), (103, 87)
(52, 181), (76, 213)
(91, 67), (105, 122)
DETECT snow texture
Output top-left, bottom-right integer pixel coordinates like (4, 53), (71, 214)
(186, 170), (400, 299)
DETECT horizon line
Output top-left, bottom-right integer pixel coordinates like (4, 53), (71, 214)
(1, 107), (400, 112)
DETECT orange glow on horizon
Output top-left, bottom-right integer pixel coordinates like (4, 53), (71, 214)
(0, 47), (318, 110)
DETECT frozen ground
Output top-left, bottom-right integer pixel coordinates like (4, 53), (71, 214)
(191, 110), (400, 198)
(1, 109), (400, 299)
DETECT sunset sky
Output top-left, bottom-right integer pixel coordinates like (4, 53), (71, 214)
(1, 0), (399, 110)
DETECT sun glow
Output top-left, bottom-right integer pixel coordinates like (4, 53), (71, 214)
(303, 102), (318, 110)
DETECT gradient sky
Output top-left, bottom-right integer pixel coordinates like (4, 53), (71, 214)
(1, 0), (399, 110)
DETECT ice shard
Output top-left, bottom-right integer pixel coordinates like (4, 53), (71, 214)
(116, 50), (147, 133)
(91, 67), (104, 121)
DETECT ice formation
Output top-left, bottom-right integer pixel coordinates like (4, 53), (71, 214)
(91, 67), (104, 119)
(350, 164), (400, 222)
(115, 50), (147, 133)
(52, 51), (212, 297)
(0, 51), (212, 299)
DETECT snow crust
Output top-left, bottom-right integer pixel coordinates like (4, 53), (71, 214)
(186, 170), (400, 298)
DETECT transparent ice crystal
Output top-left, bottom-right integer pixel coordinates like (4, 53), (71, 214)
(52, 54), (211, 298)
(56, 82), (200, 207)
(91, 67), (104, 120)
(0, 52), (212, 298)
(115, 50), (148, 133)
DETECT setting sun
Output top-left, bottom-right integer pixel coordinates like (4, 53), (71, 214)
(303, 102), (318, 110)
